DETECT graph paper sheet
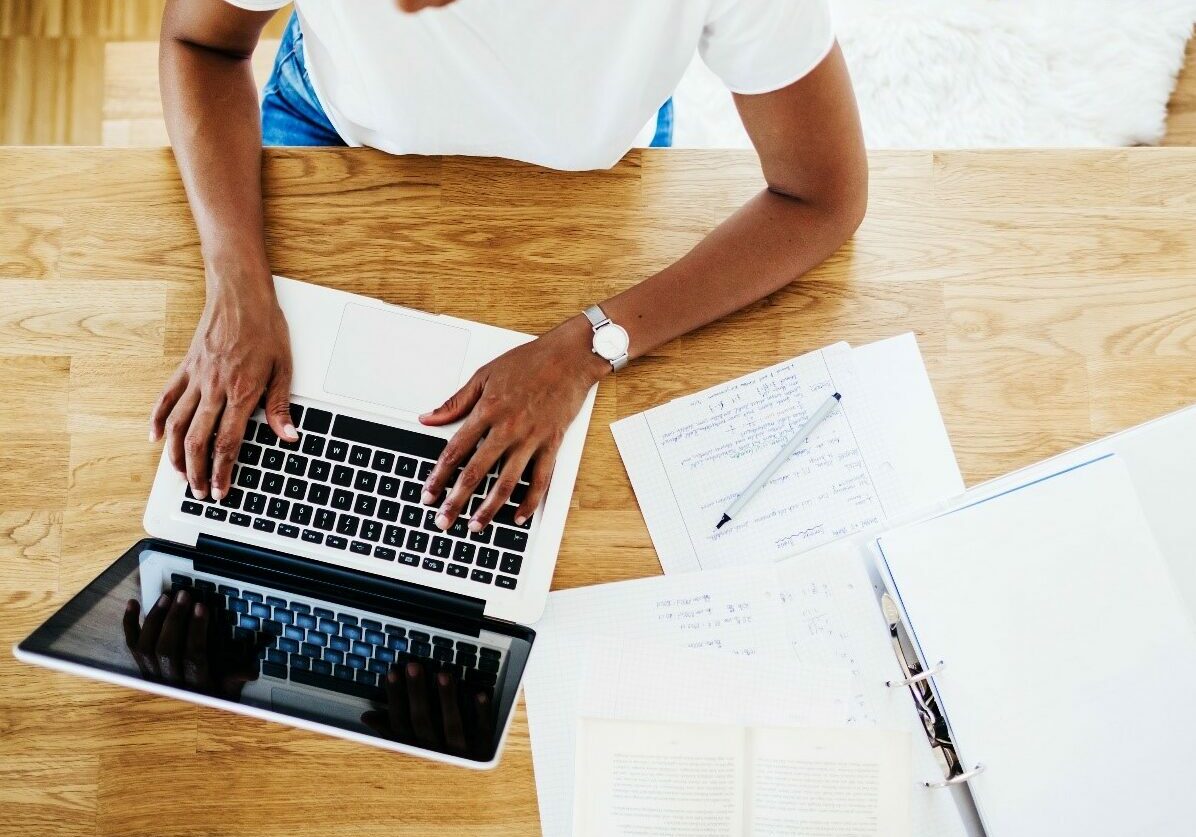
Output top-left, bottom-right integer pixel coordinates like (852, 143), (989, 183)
(612, 334), (962, 574)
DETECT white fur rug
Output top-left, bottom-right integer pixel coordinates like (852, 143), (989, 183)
(671, 0), (1196, 148)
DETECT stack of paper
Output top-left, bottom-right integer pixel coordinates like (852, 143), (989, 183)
(611, 334), (961, 574)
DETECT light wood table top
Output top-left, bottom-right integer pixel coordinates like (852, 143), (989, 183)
(2, 146), (1195, 835)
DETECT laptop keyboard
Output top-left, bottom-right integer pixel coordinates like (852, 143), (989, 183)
(169, 572), (503, 703)
(178, 402), (530, 591)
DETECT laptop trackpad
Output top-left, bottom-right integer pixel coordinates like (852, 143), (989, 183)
(324, 303), (471, 415)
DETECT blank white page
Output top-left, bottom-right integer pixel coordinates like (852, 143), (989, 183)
(877, 455), (1196, 837)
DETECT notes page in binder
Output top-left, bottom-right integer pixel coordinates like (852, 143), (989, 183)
(776, 542), (972, 837)
(612, 341), (895, 574)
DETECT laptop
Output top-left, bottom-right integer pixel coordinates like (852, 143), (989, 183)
(14, 275), (597, 768)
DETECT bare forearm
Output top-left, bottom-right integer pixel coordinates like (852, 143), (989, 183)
(160, 29), (272, 297)
(600, 188), (864, 360)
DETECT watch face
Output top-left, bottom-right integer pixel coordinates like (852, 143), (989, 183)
(593, 323), (629, 361)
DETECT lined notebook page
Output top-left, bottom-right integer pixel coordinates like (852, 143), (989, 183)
(612, 341), (898, 574)
(777, 543), (971, 837)
(524, 565), (794, 837)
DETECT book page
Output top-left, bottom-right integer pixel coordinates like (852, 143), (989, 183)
(748, 727), (911, 837)
(573, 718), (746, 837)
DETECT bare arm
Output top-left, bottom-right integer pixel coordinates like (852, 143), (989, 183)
(151, 0), (296, 502)
(423, 45), (868, 533)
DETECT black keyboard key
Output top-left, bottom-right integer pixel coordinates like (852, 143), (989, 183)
(354, 470), (377, 493)
(244, 491), (266, 515)
(292, 655), (311, 671)
(432, 636), (453, 647)
(401, 504), (423, 527)
(374, 546), (396, 561)
(352, 640), (372, 657)
(453, 541), (476, 563)
(447, 563), (468, 578)
(496, 575), (517, 589)
(477, 548), (499, 569)
(494, 527), (528, 552)
(423, 557), (445, 573)
(284, 625), (305, 642)
(456, 641), (477, 655)
(237, 467), (261, 490)
(262, 472), (285, 495)
(411, 640), (432, 658)
(346, 653), (366, 670)
(308, 460), (331, 482)
(430, 536), (452, 559)
(509, 482), (528, 505)
(494, 503), (532, 529)
(398, 552), (420, 567)
(469, 523), (493, 544)
(418, 460), (435, 481)
(368, 659), (389, 675)
(313, 607), (333, 619)
(263, 620), (284, 636)
(229, 512), (251, 527)
(336, 514), (359, 537)
(361, 520), (382, 542)
(313, 624), (334, 641)
(284, 477), (307, 500)
(354, 669), (377, 686)
(325, 535), (348, 550)
(243, 419), (258, 441)
(284, 453), (308, 476)
(279, 432), (301, 452)
(329, 636), (350, 653)
(308, 483), (331, 506)
(289, 403), (304, 427)
(262, 448), (285, 470)
(181, 500), (203, 516)
(386, 625), (406, 637)
(273, 609), (293, 625)
(204, 506), (227, 522)
(383, 525), (405, 547)
(302, 408), (332, 434)
(252, 518), (276, 533)
(350, 540), (371, 556)
(256, 424), (278, 445)
(378, 477), (401, 498)
(292, 603), (311, 614)
(348, 445), (371, 467)
(337, 614), (359, 626)
(471, 569), (494, 585)
(378, 500), (400, 522)
(278, 524), (299, 539)
(171, 573), (192, 587)
(301, 642), (323, 658)
(250, 602), (271, 619)
(478, 656), (500, 674)
(314, 508), (336, 531)
(238, 443), (262, 466)
(500, 552), (523, 575)
(325, 440), (348, 462)
(408, 631), (430, 643)
(290, 503), (313, 526)
(262, 661), (287, 679)
(354, 494), (378, 517)
(218, 584), (239, 597)
(395, 456), (417, 478)
(290, 666), (384, 702)
(371, 450), (395, 473)
(302, 434), (326, 457)
(332, 465), (354, 487)
(331, 414), (447, 461)
(364, 628), (386, 645)
(423, 509), (441, 532)
(447, 517), (469, 538)
(277, 637), (299, 654)
(401, 481), (423, 503)
(406, 530), (429, 552)
(267, 497), (290, 520)
(432, 645), (454, 662)
(296, 612), (317, 629)
(331, 488), (353, 511)
(479, 647), (500, 660)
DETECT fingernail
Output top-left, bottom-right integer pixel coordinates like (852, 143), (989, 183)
(211, 486), (224, 501)
(468, 519), (483, 533)
(514, 514), (527, 526)
(157, 593), (171, 607)
(148, 429), (156, 443)
(283, 423), (297, 440)
(421, 491), (435, 505)
(191, 486), (206, 500)
(437, 672), (450, 687)
(435, 513), (449, 530)
(193, 602), (204, 617)
(407, 662), (422, 678)
(175, 589), (189, 604)
(418, 412), (431, 421)
(387, 670), (400, 684)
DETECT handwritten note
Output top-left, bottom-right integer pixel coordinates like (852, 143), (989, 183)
(613, 342), (897, 574)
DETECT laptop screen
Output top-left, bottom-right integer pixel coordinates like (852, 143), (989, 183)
(17, 540), (533, 765)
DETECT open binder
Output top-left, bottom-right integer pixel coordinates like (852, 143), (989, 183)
(857, 405), (1196, 837)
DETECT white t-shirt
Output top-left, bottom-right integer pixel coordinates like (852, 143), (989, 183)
(227, 0), (833, 170)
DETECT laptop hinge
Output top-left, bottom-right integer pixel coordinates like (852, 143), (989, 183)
(193, 534), (485, 636)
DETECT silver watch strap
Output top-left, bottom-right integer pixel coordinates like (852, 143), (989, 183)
(583, 304), (609, 329)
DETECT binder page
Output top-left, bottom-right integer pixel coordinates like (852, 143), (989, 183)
(612, 341), (895, 574)
(877, 455), (1196, 837)
(778, 543), (972, 837)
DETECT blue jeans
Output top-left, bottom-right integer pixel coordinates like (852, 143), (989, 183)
(261, 13), (674, 149)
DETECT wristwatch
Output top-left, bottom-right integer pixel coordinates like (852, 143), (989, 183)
(583, 304), (630, 372)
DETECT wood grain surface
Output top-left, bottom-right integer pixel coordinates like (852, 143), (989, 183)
(1, 146), (1195, 835)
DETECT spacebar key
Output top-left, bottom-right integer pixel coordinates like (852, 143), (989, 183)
(289, 666), (386, 702)
(331, 415), (446, 461)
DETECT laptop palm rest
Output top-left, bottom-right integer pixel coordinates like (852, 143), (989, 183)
(324, 302), (471, 415)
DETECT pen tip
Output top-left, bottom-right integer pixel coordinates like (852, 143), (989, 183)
(715, 514), (731, 530)
(833, 392), (842, 401)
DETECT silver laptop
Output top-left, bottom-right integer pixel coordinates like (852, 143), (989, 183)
(15, 275), (597, 768)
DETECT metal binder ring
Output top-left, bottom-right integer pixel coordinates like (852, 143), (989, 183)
(886, 660), (944, 688)
(926, 764), (985, 789)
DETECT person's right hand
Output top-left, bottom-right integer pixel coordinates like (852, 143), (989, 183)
(149, 282), (296, 502)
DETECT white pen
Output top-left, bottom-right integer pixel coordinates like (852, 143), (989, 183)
(714, 392), (842, 531)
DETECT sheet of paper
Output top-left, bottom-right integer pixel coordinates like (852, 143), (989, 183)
(524, 565), (795, 837)
(876, 454), (1196, 837)
(776, 543), (972, 837)
(573, 718), (747, 837)
(749, 726), (911, 837)
(612, 334), (961, 575)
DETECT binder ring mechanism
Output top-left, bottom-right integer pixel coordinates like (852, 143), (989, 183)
(886, 660), (944, 689)
(926, 764), (985, 788)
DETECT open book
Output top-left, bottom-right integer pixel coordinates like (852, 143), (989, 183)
(573, 718), (910, 837)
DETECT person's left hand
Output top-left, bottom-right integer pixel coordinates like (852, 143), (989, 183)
(419, 315), (608, 533)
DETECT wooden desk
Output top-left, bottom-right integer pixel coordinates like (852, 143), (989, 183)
(1, 147), (1194, 835)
